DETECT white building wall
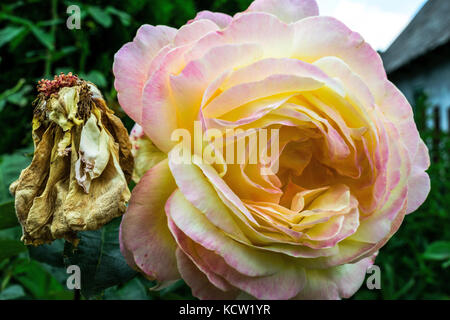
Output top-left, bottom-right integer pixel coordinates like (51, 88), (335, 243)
(391, 58), (450, 131)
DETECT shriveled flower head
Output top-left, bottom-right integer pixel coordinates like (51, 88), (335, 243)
(114, 0), (430, 299)
(10, 73), (134, 245)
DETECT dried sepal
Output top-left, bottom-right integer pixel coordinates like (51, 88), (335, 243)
(10, 73), (134, 246)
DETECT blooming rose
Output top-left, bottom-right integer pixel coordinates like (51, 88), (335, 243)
(114, 0), (430, 299)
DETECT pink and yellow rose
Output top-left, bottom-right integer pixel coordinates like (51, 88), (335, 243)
(113, 0), (430, 299)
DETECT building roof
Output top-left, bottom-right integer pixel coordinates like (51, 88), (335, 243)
(382, 0), (450, 74)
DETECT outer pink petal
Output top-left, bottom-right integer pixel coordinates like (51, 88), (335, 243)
(170, 43), (264, 131)
(195, 244), (306, 300)
(223, 12), (295, 59)
(291, 16), (387, 102)
(350, 123), (410, 244)
(169, 211), (306, 300)
(119, 223), (138, 271)
(141, 46), (191, 153)
(113, 25), (177, 123)
(175, 248), (238, 300)
(380, 82), (419, 161)
(165, 190), (286, 277)
(120, 159), (180, 283)
(315, 55), (420, 172)
(295, 255), (375, 299)
(174, 19), (219, 46)
(203, 74), (324, 118)
(246, 0), (319, 23)
(140, 22), (227, 152)
(168, 216), (238, 293)
(222, 57), (344, 94)
(189, 10), (232, 29)
(298, 240), (375, 270)
(168, 151), (249, 241)
(313, 56), (376, 113)
(406, 139), (431, 214)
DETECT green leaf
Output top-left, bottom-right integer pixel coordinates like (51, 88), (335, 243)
(0, 201), (19, 230)
(6, 85), (32, 107)
(9, 28), (30, 51)
(0, 26), (26, 48)
(104, 277), (149, 300)
(63, 217), (137, 299)
(442, 260), (450, 269)
(157, 279), (194, 300)
(55, 67), (73, 76)
(88, 6), (112, 28)
(28, 239), (65, 267)
(14, 260), (70, 299)
(51, 46), (77, 62)
(106, 7), (131, 26)
(392, 278), (415, 299)
(0, 78), (25, 100)
(30, 26), (54, 50)
(423, 241), (450, 261)
(0, 285), (25, 300)
(0, 13), (33, 27)
(80, 70), (107, 88)
(0, 226), (22, 241)
(0, 147), (32, 202)
(0, 239), (26, 261)
(36, 18), (64, 28)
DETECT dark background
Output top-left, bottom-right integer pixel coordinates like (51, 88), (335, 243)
(0, 0), (448, 300)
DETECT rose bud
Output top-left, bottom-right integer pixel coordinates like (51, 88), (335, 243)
(129, 124), (166, 183)
(10, 73), (134, 246)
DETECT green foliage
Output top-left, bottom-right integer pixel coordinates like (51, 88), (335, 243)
(0, 284), (25, 300)
(0, 201), (19, 229)
(63, 217), (137, 299)
(0, 26), (25, 48)
(0, 239), (27, 261)
(423, 241), (450, 268)
(0, 79), (33, 112)
(0, 225), (72, 299)
(0, 147), (32, 202)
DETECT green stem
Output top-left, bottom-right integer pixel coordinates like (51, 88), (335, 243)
(44, 0), (58, 77)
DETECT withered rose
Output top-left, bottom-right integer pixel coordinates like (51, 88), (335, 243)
(10, 73), (133, 245)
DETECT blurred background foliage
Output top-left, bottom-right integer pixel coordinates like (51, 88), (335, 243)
(0, 0), (448, 300)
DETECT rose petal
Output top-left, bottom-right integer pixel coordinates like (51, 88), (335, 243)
(120, 159), (180, 283)
(174, 19), (219, 46)
(246, 0), (319, 24)
(165, 189), (288, 277)
(175, 248), (238, 299)
(168, 150), (250, 242)
(406, 139), (431, 214)
(189, 10), (232, 29)
(113, 25), (176, 123)
(295, 255), (374, 299)
(292, 16), (387, 102)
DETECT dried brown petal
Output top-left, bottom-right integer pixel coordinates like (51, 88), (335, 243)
(10, 74), (133, 245)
